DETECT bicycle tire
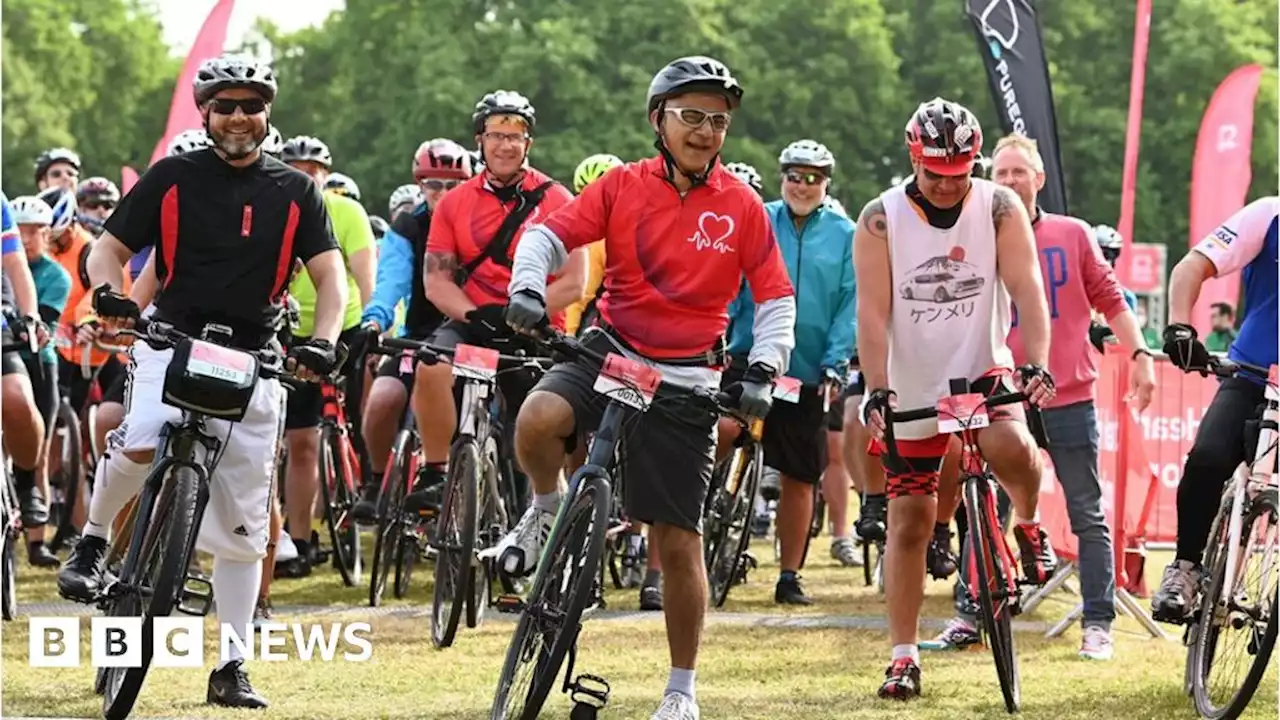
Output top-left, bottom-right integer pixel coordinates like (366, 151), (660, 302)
(708, 443), (761, 608)
(393, 529), (417, 599)
(432, 438), (480, 648)
(103, 465), (198, 720)
(318, 426), (358, 587)
(1, 526), (16, 621)
(1190, 495), (1279, 719)
(370, 430), (410, 607)
(964, 476), (1020, 713)
(809, 491), (825, 539)
(468, 435), (503, 629)
(52, 400), (82, 537)
(491, 473), (610, 720)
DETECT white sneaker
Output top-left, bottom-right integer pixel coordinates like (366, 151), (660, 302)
(491, 505), (554, 577)
(1079, 625), (1114, 661)
(829, 536), (863, 567)
(275, 530), (298, 563)
(651, 692), (700, 720)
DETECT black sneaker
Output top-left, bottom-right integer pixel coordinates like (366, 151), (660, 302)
(775, 575), (813, 605)
(48, 527), (80, 554)
(351, 482), (382, 524)
(877, 657), (922, 700)
(926, 528), (957, 579)
(274, 555), (311, 579)
(28, 542), (60, 568)
(855, 496), (888, 543)
(57, 534), (109, 603)
(18, 484), (49, 528)
(639, 584), (663, 611)
(404, 467), (445, 514)
(207, 659), (269, 709)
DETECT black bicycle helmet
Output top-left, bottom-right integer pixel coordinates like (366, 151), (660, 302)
(280, 135), (333, 167)
(193, 54), (277, 106)
(472, 90), (536, 135)
(646, 56), (743, 114)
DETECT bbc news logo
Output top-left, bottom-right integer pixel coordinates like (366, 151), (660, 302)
(28, 617), (373, 667)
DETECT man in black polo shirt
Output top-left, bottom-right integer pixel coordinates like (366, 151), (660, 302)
(57, 54), (346, 709)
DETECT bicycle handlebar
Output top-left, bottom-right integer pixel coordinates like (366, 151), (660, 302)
(117, 317), (288, 381)
(366, 334), (555, 372)
(1207, 355), (1273, 384)
(881, 390), (1039, 467)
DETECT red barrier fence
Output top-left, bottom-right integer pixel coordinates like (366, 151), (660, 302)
(1037, 347), (1224, 575)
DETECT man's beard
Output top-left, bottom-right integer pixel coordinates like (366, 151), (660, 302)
(211, 124), (265, 160)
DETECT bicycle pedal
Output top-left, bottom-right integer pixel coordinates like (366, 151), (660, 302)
(569, 673), (611, 713)
(177, 571), (214, 616)
(494, 593), (525, 614)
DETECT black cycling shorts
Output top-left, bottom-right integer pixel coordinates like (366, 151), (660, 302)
(284, 325), (365, 430)
(723, 361), (826, 485)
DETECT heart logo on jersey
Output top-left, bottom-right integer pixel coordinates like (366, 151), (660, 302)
(687, 212), (736, 254)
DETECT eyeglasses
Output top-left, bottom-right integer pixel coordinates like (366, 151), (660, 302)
(664, 107), (732, 132)
(482, 131), (529, 145)
(46, 167), (79, 181)
(784, 171), (826, 186)
(422, 179), (461, 192)
(209, 97), (268, 116)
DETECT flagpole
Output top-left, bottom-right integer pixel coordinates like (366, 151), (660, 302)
(1115, 0), (1153, 286)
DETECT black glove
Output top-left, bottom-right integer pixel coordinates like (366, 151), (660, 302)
(91, 283), (141, 323)
(288, 338), (338, 376)
(1088, 321), (1114, 353)
(465, 303), (513, 345)
(1162, 323), (1211, 374)
(504, 290), (548, 334)
(862, 388), (895, 425)
(724, 362), (776, 418)
(1016, 364), (1056, 391)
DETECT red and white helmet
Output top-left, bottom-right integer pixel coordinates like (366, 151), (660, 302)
(413, 138), (473, 181)
(904, 97), (983, 176)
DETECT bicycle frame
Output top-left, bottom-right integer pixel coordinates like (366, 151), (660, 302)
(320, 379), (361, 495)
(1216, 366), (1279, 615)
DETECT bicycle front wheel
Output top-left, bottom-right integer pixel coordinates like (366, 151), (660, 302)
(432, 437), (480, 648)
(319, 426), (359, 587)
(1190, 492), (1279, 719)
(707, 442), (761, 608)
(491, 473), (610, 720)
(1, 524), (16, 621)
(103, 465), (198, 720)
(370, 431), (410, 607)
(964, 475), (1020, 713)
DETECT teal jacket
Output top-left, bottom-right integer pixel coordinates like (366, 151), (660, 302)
(727, 199), (855, 384)
(29, 255), (70, 364)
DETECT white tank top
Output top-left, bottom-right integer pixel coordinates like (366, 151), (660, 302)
(882, 179), (1013, 439)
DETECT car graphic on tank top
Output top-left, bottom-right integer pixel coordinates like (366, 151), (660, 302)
(897, 248), (985, 304)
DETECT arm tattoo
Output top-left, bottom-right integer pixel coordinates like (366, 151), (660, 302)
(425, 251), (458, 275)
(992, 185), (1019, 230)
(858, 198), (888, 239)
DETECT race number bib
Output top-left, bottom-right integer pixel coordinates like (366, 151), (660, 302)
(399, 349), (415, 375)
(936, 393), (989, 433)
(186, 340), (253, 386)
(452, 343), (500, 382)
(592, 353), (662, 411)
(772, 376), (802, 404)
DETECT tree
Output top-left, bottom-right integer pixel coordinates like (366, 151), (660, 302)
(1, 0), (177, 197)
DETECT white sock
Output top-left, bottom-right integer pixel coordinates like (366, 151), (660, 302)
(87, 452), (152, 533)
(665, 666), (696, 701)
(892, 643), (920, 665)
(213, 557), (262, 671)
(533, 490), (562, 514)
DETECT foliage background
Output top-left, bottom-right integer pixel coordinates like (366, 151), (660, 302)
(3, 0), (1276, 262)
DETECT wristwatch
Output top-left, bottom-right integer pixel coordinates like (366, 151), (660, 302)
(1132, 348), (1153, 360)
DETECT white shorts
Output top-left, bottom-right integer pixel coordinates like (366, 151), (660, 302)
(117, 342), (286, 563)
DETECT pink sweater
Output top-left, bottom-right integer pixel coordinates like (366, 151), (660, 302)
(1007, 212), (1129, 408)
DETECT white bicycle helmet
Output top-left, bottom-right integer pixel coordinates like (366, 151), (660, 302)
(167, 129), (212, 157)
(325, 173), (361, 201)
(724, 162), (764, 194)
(779, 139), (835, 172)
(388, 184), (423, 214)
(281, 135), (333, 167)
(262, 126), (285, 157)
(36, 187), (77, 238)
(1094, 224), (1123, 265)
(10, 196), (53, 226)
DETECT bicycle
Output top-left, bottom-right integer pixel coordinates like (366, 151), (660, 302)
(314, 371), (363, 587)
(882, 378), (1048, 713)
(1182, 356), (1278, 720)
(490, 332), (737, 720)
(80, 317), (293, 720)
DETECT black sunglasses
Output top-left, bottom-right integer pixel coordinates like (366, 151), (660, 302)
(209, 97), (268, 116)
(422, 179), (461, 192)
(784, 170), (826, 186)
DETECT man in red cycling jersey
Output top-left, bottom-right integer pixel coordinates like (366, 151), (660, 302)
(503, 56), (796, 720)
(411, 91), (586, 511)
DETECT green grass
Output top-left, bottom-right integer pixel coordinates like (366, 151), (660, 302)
(2, 528), (1275, 718)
